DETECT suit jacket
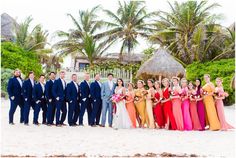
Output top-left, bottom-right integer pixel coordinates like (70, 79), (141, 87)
(66, 81), (80, 103)
(80, 80), (90, 101)
(52, 78), (67, 101)
(45, 80), (54, 101)
(7, 77), (23, 105)
(22, 79), (35, 102)
(32, 83), (45, 102)
(90, 80), (101, 102)
(101, 81), (116, 102)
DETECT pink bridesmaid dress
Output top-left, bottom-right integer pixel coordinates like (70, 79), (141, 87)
(215, 87), (234, 130)
(181, 87), (193, 130)
(189, 91), (202, 130)
(196, 88), (205, 130)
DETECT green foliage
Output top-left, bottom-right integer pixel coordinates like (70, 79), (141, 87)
(1, 42), (42, 78)
(142, 47), (155, 64)
(186, 58), (235, 105)
(1, 68), (13, 97)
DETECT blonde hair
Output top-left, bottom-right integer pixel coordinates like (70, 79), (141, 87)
(172, 76), (180, 81)
(204, 74), (210, 78)
(137, 80), (145, 85)
(216, 77), (223, 83)
(181, 78), (188, 84)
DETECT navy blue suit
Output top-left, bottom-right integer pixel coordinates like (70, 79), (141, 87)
(90, 80), (102, 125)
(66, 81), (80, 126)
(32, 83), (47, 124)
(79, 80), (92, 125)
(45, 79), (56, 124)
(52, 78), (67, 125)
(7, 77), (24, 123)
(22, 79), (35, 124)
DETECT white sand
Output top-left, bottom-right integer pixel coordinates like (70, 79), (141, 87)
(0, 98), (235, 157)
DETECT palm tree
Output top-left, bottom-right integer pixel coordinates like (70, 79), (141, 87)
(149, 0), (222, 64)
(54, 6), (115, 66)
(15, 16), (49, 51)
(100, 1), (157, 59)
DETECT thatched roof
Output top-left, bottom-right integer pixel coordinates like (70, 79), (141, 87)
(1, 13), (18, 41)
(136, 48), (185, 80)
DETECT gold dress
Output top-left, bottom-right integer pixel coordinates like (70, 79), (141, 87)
(202, 83), (221, 131)
(145, 89), (155, 128)
(134, 89), (148, 126)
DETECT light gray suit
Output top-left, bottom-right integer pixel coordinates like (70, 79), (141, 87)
(101, 81), (116, 126)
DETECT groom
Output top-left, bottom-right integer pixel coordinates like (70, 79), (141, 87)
(100, 73), (115, 127)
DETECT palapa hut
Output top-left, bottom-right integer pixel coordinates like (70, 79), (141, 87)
(136, 48), (185, 81)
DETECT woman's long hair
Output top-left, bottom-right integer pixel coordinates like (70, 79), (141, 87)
(196, 78), (202, 95)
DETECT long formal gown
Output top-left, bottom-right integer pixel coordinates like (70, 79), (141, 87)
(125, 91), (137, 128)
(153, 91), (164, 128)
(202, 83), (221, 131)
(112, 88), (132, 129)
(189, 92), (202, 130)
(196, 88), (205, 130)
(215, 87), (234, 130)
(181, 87), (193, 130)
(146, 89), (155, 128)
(162, 88), (177, 130)
(134, 89), (148, 126)
(171, 88), (184, 130)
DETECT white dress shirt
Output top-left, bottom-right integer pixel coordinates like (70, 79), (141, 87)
(61, 78), (66, 90)
(16, 77), (22, 87)
(40, 83), (45, 93)
(30, 78), (34, 87)
(108, 80), (113, 90)
(73, 81), (79, 92)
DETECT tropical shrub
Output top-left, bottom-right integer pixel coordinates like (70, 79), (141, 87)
(186, 58), (235, 105)
(1, 42), (42, 78)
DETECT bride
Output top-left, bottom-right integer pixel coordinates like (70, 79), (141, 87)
(112, 78), (132, 129)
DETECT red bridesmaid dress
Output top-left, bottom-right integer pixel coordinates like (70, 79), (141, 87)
(153, 91), (165, 128)
(162, 88), (177, 130)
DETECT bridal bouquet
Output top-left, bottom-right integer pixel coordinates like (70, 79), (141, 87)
(111, 94), (125, 103)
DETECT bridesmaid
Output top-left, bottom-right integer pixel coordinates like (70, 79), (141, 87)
(214, 77), (234, 130)
(134, 80), (148, 128)
(180, 78), (192, 131)
(161, 78), (177, 130)
(195, 79), (206, 130)
(188, 82), (202, 130)
(125, 83), (137, 128)
(171, 77), (184, 131)
(153, 81), (164, 128)
(202, 74), (221, 131)
(146, 79), (155, 129)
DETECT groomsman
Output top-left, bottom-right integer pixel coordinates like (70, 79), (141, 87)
(100, 73), (116, 127)
(79, 72), (92, 126)
(90, 74), (102, 126)
(7, 69), (24, 124)
(66, 74), (80, 126)
(45, 72), (56, 125)
(22, 71), (36, 125)
(52, 71), (67, 126)
(32, 74), (47, 125)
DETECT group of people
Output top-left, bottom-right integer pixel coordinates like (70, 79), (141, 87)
(7, 69), (233, 131)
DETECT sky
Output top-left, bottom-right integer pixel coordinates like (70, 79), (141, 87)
(1, 0), (235, 67)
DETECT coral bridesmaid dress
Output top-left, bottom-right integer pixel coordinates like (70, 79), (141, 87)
(202, 83), (221, 131)
(181, 87), (193, 130)
(189, 91), (202, 130)
(196, 88), (206, 130)
(125, 91), (137, 128)
(171, 88), (184, 130)
(215, 87), (234, 130)
(146, 89), (155, 128)
(153, 91), (164, 128)
(162, 88), (177, 130)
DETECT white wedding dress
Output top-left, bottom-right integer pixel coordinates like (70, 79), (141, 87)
(112, 87), (132, 129)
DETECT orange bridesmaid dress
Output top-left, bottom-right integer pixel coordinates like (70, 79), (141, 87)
(125, 91), (137, 128)
(202, 83), (221, 131)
